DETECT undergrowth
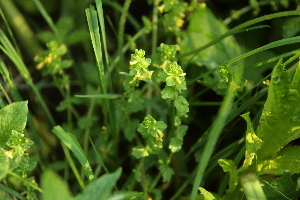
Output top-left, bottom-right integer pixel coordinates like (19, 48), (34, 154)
(1, 0), (300, 199)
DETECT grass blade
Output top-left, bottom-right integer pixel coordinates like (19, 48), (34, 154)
(52, 125), (94, 181)
(85, 6), (106, 94)
(226, 36), (300, 66)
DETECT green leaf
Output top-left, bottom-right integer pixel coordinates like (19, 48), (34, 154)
(41, 169), (72, 200)
(132, 145), (149, 159)
(218, 159), (239, 193)
(0, 101), (28, 149)
(258, 146), (300, 175)
(261, 172), (300, 199)
(240, 112), (262, 169)
(178, 125), (188, 138)
(0, 148), (8, 180)
(75, 168), (122, 200)
(180, 7), (241, 70)
(158, 164), (174, 182)
(256, 60), (300, 160)
(199, 187), (216, 200)
(174, 96), (189, 115)
(169, 137), (183, 153)
(52, 126), (94, 181)
(161, 86), (178, 99)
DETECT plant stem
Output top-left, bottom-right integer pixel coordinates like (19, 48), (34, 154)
(151, 0), (159, 55)
(190, 65), (244, 199)
(62, 143), (85, 190)
(32, 0), (62, 43)
(117, 0), (132, 61)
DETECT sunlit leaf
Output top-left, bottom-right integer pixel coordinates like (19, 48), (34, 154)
(0, 101), (28, 149)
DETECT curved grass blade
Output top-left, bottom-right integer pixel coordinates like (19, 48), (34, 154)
(52, 126), (94, 181)
(226, 36), (300, 66)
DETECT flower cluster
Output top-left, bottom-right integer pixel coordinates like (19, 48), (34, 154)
(137, 114), (167, 143)
(129, 49), (153, 84)
(132, 115), (167, 159)
(35, 41), (73, 76)
(157, 46), (189, 117)
(157, 0), (188, 34)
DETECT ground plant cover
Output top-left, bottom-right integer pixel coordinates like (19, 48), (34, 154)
(1, 0), (300, 199)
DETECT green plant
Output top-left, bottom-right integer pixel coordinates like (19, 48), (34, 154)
(1, 0), (300, 199)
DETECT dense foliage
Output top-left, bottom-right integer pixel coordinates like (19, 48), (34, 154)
(1, 0), (300, 199)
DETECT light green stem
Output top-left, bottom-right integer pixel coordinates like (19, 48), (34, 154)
(117, 0), (132, 61)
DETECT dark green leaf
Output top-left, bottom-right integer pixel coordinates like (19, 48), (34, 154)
(158, 164), (174, 182)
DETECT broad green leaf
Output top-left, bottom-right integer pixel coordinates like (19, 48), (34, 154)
(261, 172), (300, 199)
(257, 146), (300, 175)
(256, 60), (300, 160)
(0, 148), (8, 180)
(198, 187), (216, 200)
(241, 112), (262, 169)
(218, 159), (238, 193)
(41, 169), (72, 200)
(75, 168), (122, 200)
(180, 6), (241, 70)
(52, 126), (94, 181)
(0, 101), (28, 149)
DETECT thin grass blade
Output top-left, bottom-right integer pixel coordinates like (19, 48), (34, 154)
(52, 125), (94, 181)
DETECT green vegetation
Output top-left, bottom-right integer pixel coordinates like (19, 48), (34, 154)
(1, 0), (300, 199)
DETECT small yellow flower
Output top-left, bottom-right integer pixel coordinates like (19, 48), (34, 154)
(263, 80), (270, 85)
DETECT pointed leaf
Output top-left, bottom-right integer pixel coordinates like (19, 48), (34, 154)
(241, 112), (262, 169)
(256, 61), (300, 159)
(199, 187), (216, 200)
(218, 159), (238, 193)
